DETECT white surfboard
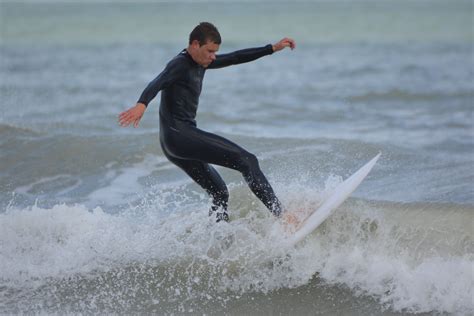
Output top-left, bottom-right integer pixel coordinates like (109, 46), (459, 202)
(284, 153), (381, 247)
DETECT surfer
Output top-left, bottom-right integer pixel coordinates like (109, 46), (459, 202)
(119, 22), (296, 223)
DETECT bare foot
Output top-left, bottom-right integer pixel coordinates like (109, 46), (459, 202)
(281, 212), (301, 233)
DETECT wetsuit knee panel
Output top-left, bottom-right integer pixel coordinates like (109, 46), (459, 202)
(237, 151), (260, 172)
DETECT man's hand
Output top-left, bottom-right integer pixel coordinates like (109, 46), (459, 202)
(118, 103), (146, 128)
(272, 37), (296, 52)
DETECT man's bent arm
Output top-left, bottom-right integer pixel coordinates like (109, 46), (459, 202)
(137, 59), (185, 106)
(119, 58), (185, 127)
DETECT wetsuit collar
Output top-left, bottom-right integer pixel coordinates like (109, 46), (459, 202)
(182, 48), (199, 66)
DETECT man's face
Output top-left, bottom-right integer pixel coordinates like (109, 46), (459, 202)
(192, 40), (219, 67)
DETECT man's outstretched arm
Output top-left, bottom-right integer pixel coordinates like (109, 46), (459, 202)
(208, 37), (296, 69)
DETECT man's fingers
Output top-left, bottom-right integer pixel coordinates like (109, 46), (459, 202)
(119, 115), (130, 126)
(288, 38), (296, 49)
(118, 112), (131, 124)
(119, 118), (130, 127)
(119, 111), (133, 126)
(284, 38), (296, 49)
(275, 38), (296, 51)
(119, 111), (142, 127)
(119, 104), (145, 128)
(119, 109), (131, 118)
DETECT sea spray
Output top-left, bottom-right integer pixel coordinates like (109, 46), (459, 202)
(2, 182), (472, 314)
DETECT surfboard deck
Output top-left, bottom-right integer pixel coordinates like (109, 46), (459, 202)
(283, 153), (381, 247)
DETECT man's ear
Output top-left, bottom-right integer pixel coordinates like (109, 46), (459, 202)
(190, 40), (201, 48)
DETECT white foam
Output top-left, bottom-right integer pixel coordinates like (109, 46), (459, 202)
(302, 203), (474, 315)
(1, 204), (129, 284)
(314, 243), (473, 314)
(1, 180), (472, 314)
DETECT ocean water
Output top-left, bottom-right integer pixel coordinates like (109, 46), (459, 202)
(1, 0), (473, 315)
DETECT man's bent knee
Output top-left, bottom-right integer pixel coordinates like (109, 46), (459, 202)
(237, 151), (260, 173)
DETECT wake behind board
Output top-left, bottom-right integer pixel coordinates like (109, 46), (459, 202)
(284, 153), (381, 247)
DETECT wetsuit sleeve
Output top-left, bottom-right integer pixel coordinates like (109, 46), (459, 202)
(137, 59), (185, 107)
(207, 44), (274, 69)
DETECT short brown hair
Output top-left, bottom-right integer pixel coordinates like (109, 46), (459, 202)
(189, 22), (221, 46)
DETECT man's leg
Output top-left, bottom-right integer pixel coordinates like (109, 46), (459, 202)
(173, 126), (282, 216)
(166, 153), (230, 222)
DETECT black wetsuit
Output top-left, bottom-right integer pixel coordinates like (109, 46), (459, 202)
(138, 44), (282, 221)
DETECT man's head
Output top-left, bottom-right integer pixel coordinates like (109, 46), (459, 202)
(189, 22), (221, 46)
(187, 22), (221, 67)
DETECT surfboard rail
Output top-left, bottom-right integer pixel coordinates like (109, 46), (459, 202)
(284, 153), (381, 247)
